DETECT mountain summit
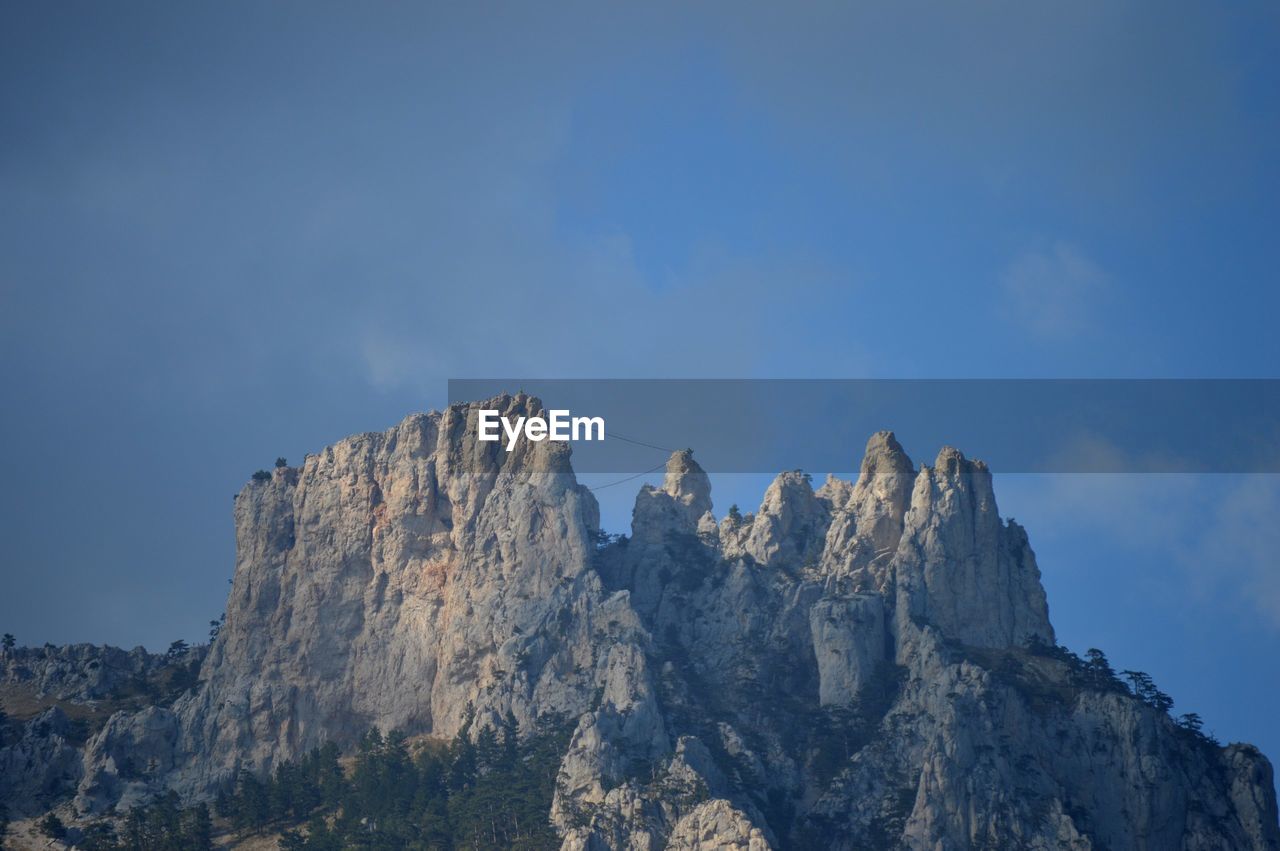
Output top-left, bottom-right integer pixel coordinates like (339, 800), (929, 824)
(2, 395), (1276, 849)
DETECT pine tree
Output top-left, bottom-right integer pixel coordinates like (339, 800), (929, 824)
(501, 710), (520, 764)
(39, 812), (67, 841)
(475, 724), (501, 772)
(234, 768), (270, 830)
(1122, 669), (1155, 699)
(1178, 712), (1204, 734)
(1084, 648), (1115, 687)
(316, 741), (345, 807)
(183, 802), (214, 850)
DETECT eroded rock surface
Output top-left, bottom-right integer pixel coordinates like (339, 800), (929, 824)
(5, 398), (1272, 850)
(0, 707), (83, 817)
(0, 644), (171, 704)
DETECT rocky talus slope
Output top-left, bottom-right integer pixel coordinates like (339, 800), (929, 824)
(3, 394), (1277, 849)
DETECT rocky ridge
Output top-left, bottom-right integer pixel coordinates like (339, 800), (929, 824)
(2, 394), (1276, 849)
(0, 643), (203, 818)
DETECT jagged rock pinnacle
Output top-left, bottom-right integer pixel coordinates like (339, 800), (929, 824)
(30, 409), (1273, 851)
(862, 430), (912, 476)
(660, 448), (713, 520)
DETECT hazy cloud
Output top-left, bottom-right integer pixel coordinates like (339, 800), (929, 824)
(1000, 242), (1109, 339)
(1002, 473), (1280, 629)
(1184, 476), (1280, 627)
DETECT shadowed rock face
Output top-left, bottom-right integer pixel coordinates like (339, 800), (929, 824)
(38, 398), (1278, 849)
(0, 707), (83, 817)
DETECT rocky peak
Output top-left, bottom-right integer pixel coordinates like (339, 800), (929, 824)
(630, 450), (714, 544)
(659, 449), (714, 524)
(892, 445), (1052, 650)
(817, 430), (916, 590)
(858, 430), (915, 492)
(738, 470), (830, 567)
(28, 410), (1274, 851)
(813, 474), (853, 509)
(620, 450), (718, 617)
(79, 394), (614, 808)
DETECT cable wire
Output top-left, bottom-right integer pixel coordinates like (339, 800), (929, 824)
(606, 431), (676, 454)
(586, 461), (668, 492)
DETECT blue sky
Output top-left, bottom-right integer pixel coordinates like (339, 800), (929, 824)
(1, 3), (1277, 765)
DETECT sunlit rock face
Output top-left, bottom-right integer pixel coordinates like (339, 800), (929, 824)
(891, 446), (1053, 651)
(57, 400), (1277, 850)
(80, 394), (641, 811)
(818, 430), (916, 591)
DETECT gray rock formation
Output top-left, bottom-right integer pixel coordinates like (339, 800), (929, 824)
(818, 431), (915, 591)
(76, 706), (182, 814)
(0, 643), (174, 704)
(666, 799), (770, 850)
(80, 393), (639, 811)
(891, 447), (1052, 650)
(0, 707), (84, 817)
(736, 470), (828, 567)
(7, 398), (1273, 849)
(810, 595), (885, 706)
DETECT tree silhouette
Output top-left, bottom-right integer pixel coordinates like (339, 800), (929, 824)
(1122, 669), (1174, 715)
(39, 812), (67, 841)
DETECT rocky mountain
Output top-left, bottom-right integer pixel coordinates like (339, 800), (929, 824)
(0, 644), (206, 822)
(2, 393), (1276, 849)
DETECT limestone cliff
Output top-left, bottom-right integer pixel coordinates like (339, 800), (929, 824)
(78, 393), (641, 813)
(5, 397), (1276, 850)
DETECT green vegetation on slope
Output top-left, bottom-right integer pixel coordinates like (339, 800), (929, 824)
(77, 710), (571, 851)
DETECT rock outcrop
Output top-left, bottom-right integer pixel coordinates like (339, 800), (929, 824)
(818, 430), (916, 591)
(891, 447), (1052, 650)
(5, 397), (1274, 850)
(0, 707), (84, 817)
(79, 393), (637, 810)
(666, 799), (770, 851)
(809, 594), (885, 705)
(0, 643), (175, 704)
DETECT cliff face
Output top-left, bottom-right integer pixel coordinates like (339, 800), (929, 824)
(47, 396), (1280, 848)
(77, 394), (642, 812)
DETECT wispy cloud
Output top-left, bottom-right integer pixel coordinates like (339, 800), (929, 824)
(1000, 242), (1109, 340)
(1184, 476), (1280, 627)
(1002, 473), (1280, 629)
